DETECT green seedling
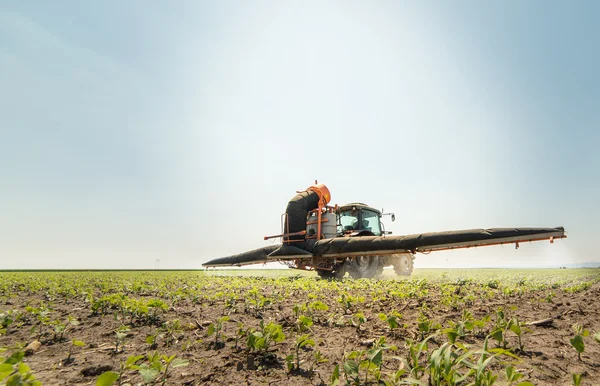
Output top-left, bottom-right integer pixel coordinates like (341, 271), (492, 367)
(342, 337), (395, 385)
(570, 323), (589, 361)
(246, 320), (285, 362)
(351, 312), (366, 330)
(53, 315), (80, 342)
(310, 349), (328, 372)
(64, 339), (85, 365)
(0, 350), (41, 386)
(330, 364), (340, 386)
(234, 321), (246, 349)
(417, 313), (441, 340)
(507, 317), (528, 352)
(286, 334), (315, 372)
(114, 325), (130, 353)
(572, 372), (583, 386)
(505, 365), (524, 385)
(161, 319), (183, 347)
(207, 316), (229, 349)
(296, 315), (313, 333)
(378, 312), (401, 332)
(97, 355), (144, 386)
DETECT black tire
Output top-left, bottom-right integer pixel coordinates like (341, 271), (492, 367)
(392, 253), (414, 276)
(316, 264), (346, 280)
(345, 256), (384, 279)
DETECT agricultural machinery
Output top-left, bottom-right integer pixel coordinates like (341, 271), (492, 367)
(203, 183), (566, 279)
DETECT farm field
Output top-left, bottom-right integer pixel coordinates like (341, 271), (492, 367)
(1, 269), (599, 385)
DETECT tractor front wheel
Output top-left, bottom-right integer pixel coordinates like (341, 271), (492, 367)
(391, 253), (414, 276)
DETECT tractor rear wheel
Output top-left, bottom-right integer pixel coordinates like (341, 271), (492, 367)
(316, 264), (346, 280)
(345, 256), (384, 279)
(391, 253), (414, 276)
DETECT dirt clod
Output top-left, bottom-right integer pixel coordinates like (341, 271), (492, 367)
(80, 364), (113, 377)
(24, 340), (42, 356)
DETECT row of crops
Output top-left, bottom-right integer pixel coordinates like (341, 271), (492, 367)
(0, 269), (599, 385)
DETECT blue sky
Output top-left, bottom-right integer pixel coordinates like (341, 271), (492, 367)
(1, 1), (598, 269)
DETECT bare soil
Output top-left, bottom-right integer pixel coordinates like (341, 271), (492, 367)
(1, 272), (599, 385)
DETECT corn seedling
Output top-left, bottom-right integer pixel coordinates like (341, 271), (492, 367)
(505, 365), (524, 385)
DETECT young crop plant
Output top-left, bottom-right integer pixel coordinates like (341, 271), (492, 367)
(63, 339), (85, 365)
(285, 334), (315, 372)
(136, 352), (189, 386)
(0, 310), (18, 336)
(310, 349), (328, 373)
(234, 321), (247, 350)
(296, 314), (313, 333)
(25, 305), (52, 340)
(417, 312), (441, 340)
(246, 320), (286, 365)
(52, 315), (80, 342)
(161, 319), (184, 347)
(507, 317), (529, 352)
(351, 312), (367, 331)
(425, 341), (472, 385)
(0, 350), (41, 386)
(378, 311), (402, 335)
(307, 301), (329, 323)
(341, 337), (396, 385)
(404, 334), (438, 379)
(570, 323), (589, 361)
(504, 365), (526, 385)
(114, 325), (130, 353)
(207, 315), (229, 349)
(337, 293), (363, 313)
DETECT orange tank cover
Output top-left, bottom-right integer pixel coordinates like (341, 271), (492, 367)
(308, 184), (331, 205)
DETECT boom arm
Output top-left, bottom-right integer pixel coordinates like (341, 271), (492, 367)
(203, 226), (566, 267)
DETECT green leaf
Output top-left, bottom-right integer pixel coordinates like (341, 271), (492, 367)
(4, 352), (24, 365)
(207, 324), (215, 336)
(510, 323), (521, 335)
(570, 335), (585, 353)
(171, 358), (189, 368)
(285, 355), (294, 372)
(139, 368), (159, 383)
(343, 359), (359, 378)
(125, 355), (145, 366)
(72, 340), (85, 347)
(0, 363), (14, 379)
(96, 371), (119, 386)
(490, 328), (503, 342)
(367, 348), (383, 367)
(330, 364), (340, 386)
(516, 382), (535, 386)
